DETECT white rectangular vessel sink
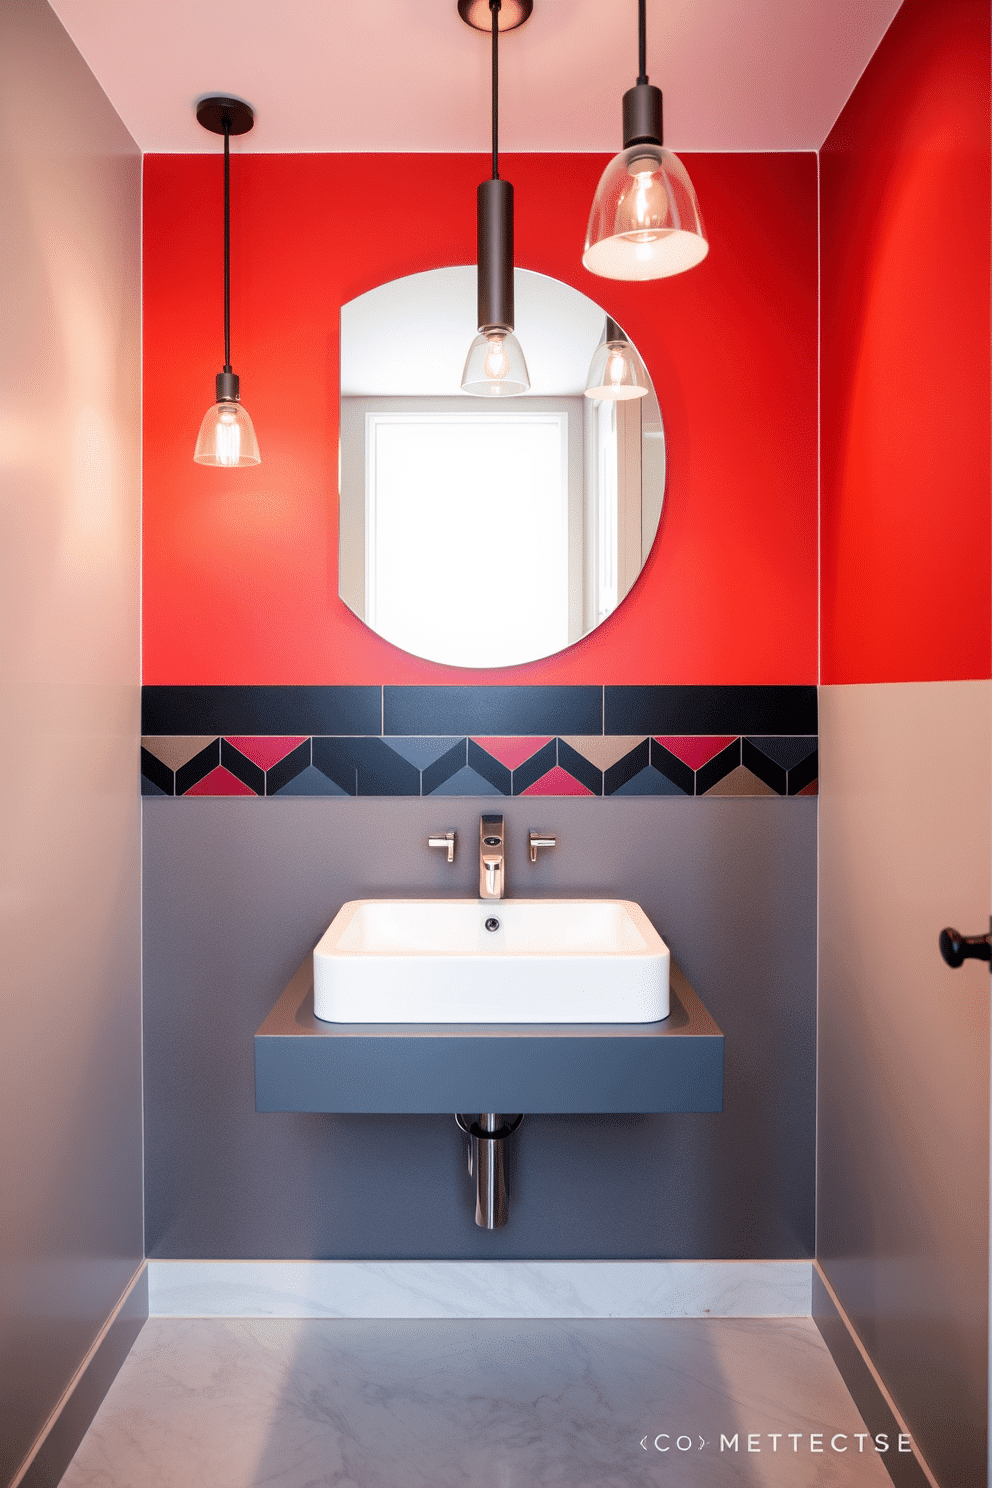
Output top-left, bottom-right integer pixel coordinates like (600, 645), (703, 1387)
(313, 899), (670, 1024)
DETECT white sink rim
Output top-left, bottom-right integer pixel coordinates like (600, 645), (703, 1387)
(313, 897), (670, 1025)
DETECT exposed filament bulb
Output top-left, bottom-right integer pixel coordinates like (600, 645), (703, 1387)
(483, 332), (511, 381)
(627, 154), (670, 240)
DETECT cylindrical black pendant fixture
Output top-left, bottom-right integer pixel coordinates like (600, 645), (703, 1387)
(459, 0), (531, 396)
(477, 177), (514, 333)
(622, 81), (664, 148)
(215, 369), (240, 402)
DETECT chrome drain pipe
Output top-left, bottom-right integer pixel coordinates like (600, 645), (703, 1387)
(455, 1114), (523, 1229)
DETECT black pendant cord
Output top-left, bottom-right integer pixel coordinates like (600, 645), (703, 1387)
(223, 118), (232, 374)
(195, 95), (253, 402)
(491, 0), (500, 179)
(637, 0), (647, 84)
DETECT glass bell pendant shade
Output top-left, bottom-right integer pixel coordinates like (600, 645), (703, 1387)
(584, 337), (649, 400)
(583, 144), (708, 281)
(461, 329), (530, 397)
(194, 397), (261, 467)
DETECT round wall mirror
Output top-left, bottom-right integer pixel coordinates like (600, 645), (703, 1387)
(339, 267), (665, 668)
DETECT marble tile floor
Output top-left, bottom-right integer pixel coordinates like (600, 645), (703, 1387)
(59, 1316), (896, 1488)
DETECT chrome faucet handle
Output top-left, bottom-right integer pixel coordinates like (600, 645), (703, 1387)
(528, 831), (556, 864)
(428, 831), (456, 864)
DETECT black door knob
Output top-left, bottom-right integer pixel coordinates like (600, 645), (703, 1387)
(938, 927), (992, 968)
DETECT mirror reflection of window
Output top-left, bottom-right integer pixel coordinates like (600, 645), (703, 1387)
(338, 268), (665, 668)
(363, 409), (576, 669)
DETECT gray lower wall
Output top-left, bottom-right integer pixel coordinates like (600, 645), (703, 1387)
(818, 681), (990, 1488)
(142, 795), (816, 1260)
(0, 3), (143, 1483)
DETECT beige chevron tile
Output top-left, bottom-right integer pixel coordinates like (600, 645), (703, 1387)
(561, 736), (646, 771)
(142, 736), (217, 772)
(704, 765), (779, 797)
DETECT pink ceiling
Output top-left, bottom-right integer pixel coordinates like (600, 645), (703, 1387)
(47, 0), (903, 153)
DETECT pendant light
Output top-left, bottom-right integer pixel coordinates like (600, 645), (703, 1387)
(460, 0), (530, 397)
(193, 96), (261, 466)
(584, 316), (649, 400)
(583, 0), (708, 281)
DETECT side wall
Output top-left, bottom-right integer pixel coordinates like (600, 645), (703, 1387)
(818, 0), (991, 1483)
(0, 1), (144, 1481)
(818, 683), (989, 1484)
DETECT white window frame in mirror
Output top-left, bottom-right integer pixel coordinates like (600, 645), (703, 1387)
(585, 397), (643, 627)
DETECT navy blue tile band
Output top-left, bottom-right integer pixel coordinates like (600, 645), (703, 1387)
(144, 684), (817, 739)
(605, 685), (817, 736)
(383, 685), (604, 737)
(142, 686), (382, 736)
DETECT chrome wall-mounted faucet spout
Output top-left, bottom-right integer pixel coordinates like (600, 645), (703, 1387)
(479, 814), (504, 899)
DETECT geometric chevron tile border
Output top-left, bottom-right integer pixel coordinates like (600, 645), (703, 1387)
(141, 685), (817, 799)
(141, 732), (818, 797)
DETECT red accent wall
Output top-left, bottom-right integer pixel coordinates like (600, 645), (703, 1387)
(143, 152), (817, 685)
(820, 0), (991, 684)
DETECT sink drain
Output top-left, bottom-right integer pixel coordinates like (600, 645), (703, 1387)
(484, 917), (500, 932)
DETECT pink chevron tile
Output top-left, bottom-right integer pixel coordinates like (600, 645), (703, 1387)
(657, 735), (737, 770)
(225, 736), (308, 771)
(472, 737), (554, 770)
(521, 764), (594, 797)
(183, 765), (257, 797)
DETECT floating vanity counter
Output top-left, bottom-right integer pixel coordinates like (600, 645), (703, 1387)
(254, 958), (724, 1115)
